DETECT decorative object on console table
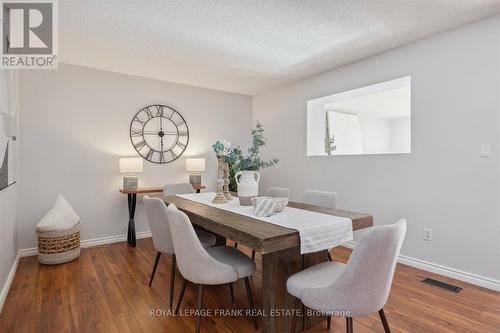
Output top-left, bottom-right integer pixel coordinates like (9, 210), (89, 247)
(186, 157), (205, 186)
(119, 157), (143, 190)
(212, 139), (232, 204)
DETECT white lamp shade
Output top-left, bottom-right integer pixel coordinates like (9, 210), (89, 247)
(186, 158), (206, 172)
(119, 157), (143, 173)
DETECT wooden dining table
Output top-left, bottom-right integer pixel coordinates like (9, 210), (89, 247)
(163, 195), (373, 333)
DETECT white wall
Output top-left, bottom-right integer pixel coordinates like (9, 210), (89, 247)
(390, 117), (411, 152)
(306, 103), (326, 155)
(330, 111), (363, 154)
(358, 114), (390, 153)
(18, 64), (252, 249)
(0, 71), (19, 310)
(253, 16), (500, 282)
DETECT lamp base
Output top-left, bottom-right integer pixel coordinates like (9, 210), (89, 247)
(123, 175), (138, 190)
(189, 173), (202, 187)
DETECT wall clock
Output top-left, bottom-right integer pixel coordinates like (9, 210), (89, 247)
(129, 104), (189, 164)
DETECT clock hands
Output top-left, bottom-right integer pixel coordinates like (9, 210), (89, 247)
(142, 131), (180, 136)
(141, 131), (159, 136)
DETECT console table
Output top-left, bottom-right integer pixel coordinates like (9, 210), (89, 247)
(119, 185), (206, 247)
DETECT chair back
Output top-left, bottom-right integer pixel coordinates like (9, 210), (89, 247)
(163, 183), (194, 196)
(168, 205), (238, 285)
(265, 187), (290, 198)
(301, 190), (338, 209)
(301, 219), (406, 317)
(143, 196), (175, 254)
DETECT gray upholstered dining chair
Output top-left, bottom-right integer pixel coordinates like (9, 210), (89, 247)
(287, 219), (406, 333)
(301, 190), (339, 261)
(163, 182), (194, 196)
(168, 204), (258, 333)
(265, 186), (290, 198)
(143, 196), (216, 308)
(302, 189), (338, 209)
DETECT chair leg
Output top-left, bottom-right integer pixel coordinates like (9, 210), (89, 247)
(234, 242), (238, 248)
(195, 284), (204, 333)
(244, 277), (258, 330)
(175, 278), (189, 315)
(302, 303), (306, 331)
(327, 252), (333, 262)
(251, 250), (255, 260)
(149, 252), (161, 287)
(327, 315), (331, 330)
(169, 254), (176, 308)
(379, 308), (391, 333)
(346, 317), (353, 333)
(290, 297), (300, 333)
(229, 283), (235, 303)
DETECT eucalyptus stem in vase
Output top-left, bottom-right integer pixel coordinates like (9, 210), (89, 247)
(223, 121), (279, 193)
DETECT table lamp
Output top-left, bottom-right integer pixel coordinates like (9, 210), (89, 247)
(186, 158), (205, 187)
(119, 157), (143, 190)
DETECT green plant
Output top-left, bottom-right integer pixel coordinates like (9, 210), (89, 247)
(324, 112), (336, 155)
(212, 139), (231, 155)
(222, 122), (279, 191)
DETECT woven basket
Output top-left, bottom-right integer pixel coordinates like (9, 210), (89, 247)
(37, 222), (81, 265)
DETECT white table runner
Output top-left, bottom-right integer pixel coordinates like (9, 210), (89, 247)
(176, 192), (353, 254)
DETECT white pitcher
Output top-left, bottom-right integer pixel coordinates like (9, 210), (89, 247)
(235, 171), (260, 206)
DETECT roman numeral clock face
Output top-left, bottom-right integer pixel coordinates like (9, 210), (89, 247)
(129, 105), (189, 164)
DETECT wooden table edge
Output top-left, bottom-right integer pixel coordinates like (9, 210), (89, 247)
(162, 194), (374, 254)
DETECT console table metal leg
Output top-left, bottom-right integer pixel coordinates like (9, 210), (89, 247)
(127, 193), (137, 247)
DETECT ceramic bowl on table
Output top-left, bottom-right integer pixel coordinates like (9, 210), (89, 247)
(251, 196), (289, 213)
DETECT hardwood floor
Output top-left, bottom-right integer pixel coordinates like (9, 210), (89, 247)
(1, 238), (499, 333)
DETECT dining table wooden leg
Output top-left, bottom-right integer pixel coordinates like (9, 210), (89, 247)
(262, 247), (302, 333)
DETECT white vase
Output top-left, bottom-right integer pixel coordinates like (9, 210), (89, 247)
(234, 170), (260, 206)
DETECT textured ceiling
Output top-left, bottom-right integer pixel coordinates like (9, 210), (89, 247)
(59, 1), (500, 95)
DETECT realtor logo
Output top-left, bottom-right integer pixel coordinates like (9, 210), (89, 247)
(1, 0), (58, 68)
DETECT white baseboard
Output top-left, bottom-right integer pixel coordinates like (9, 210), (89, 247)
(343, 240), (500, 292)
(0, 253), (20, 314)
(18, 230), (153, 258)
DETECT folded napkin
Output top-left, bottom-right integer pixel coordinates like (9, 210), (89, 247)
(254, 198), (276, 217)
